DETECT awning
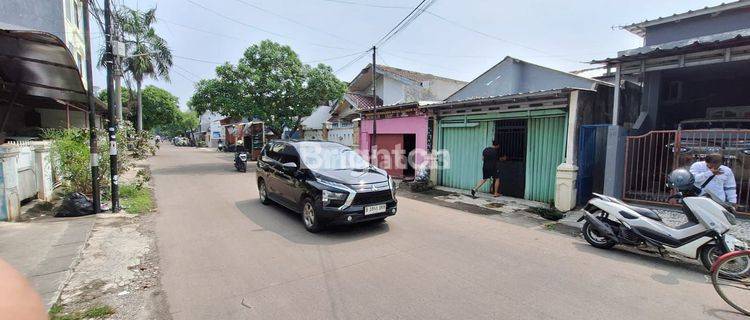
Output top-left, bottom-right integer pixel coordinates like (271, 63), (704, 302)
(591, 28), (750, 64)
(0, 24), (91, 105)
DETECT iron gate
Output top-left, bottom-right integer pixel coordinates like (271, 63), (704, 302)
(623, 129), (750, 213)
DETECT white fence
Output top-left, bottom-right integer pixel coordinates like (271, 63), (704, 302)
(6, 141), (38, 200)
(0, 141), (53, 221)
(328, 127), (354, 146)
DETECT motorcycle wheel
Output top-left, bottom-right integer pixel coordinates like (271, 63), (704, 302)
(701, 244), (750, 275)
(582, 221), (616, 249)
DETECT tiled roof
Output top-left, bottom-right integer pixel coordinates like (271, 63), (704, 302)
(375, 64), (466, 85)
(345, 92), (382, 111)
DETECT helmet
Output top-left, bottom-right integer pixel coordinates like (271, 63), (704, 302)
(667, 168), (695, 191)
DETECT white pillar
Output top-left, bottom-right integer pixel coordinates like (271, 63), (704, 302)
(555, 91), (580, 212)
(32, 141), (54, 201)
(0, 145), (21, 221)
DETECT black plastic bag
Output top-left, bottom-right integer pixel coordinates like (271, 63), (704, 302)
(55, 192), (95, 217)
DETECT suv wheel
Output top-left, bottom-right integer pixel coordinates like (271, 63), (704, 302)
(258, 179), (271, 205)
(302, 197), (323, 233)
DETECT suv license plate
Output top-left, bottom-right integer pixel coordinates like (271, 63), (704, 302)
(365, 204), (386, 215)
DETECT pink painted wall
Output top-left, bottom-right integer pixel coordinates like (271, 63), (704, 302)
(359, 115), (429, 167)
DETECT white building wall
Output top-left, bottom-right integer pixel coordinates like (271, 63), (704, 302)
(328, 127), (354, 146)
(62, 0), (87, 87)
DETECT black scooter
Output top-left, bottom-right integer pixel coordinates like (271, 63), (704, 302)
(234, 146), (248, 172)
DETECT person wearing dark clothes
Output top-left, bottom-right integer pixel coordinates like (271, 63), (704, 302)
(471, 140), (501, 198)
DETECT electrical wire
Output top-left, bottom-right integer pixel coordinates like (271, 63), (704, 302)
(186, 0), (357, 51)
(232, 0), (359, 45)
(303, 51), (369, 64)
(317, 0), (411, 9)
(173, 54), (225, 65)
(158, 18), (244, 41)
(423, 10), (581, 64)
(374, 0), (431, 48)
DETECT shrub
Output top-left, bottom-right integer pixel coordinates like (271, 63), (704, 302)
(44, 121), (154, 195)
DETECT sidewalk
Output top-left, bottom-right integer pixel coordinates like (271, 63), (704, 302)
(0, 215), (95, 308)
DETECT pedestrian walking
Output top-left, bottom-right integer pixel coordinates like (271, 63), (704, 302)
(689, 153), (737, 204)
(470, 140), (502, 198)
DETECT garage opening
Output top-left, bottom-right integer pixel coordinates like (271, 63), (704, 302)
(657, 60), (750, 130)
(494, 119), (526, 198)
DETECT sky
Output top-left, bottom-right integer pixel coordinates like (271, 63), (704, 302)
(91, 0), (730, 110)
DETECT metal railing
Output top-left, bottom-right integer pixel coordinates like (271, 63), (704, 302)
(623, 129), (750, 213)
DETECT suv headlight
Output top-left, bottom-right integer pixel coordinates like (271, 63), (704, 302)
(322, 190), (347, 205)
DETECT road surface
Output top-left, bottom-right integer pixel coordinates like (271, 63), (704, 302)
(152, 145), (744, 319)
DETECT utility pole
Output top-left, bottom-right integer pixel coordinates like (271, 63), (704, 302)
(104, 0), (120, 212)
(371, 46), (377, 165)
(82, 0), (100, 213)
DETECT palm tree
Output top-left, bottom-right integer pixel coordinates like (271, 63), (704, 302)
(118, 7), (172, 131)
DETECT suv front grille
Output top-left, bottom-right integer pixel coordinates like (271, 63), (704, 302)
(352, 190), (392, 206)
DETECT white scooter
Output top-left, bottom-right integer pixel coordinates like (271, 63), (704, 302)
(579, 168), (747, 271)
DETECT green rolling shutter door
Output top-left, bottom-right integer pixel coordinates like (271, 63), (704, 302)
(525, 116), (566, 203)
(440, 121), (494, 192)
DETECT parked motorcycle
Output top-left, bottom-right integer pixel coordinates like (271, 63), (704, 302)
(579, 168), (748, 272)
(218, 140), (225, 152)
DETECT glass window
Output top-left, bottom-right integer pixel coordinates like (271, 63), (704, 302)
(74, 1), (81, 28)
(65, 0), (72, 21)
(279, 146), (300, 166)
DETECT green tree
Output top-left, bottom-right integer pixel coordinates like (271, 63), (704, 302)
(139, 85), (180, 130)
(119, 6), (172, 132)
(188, 40), (346, 135)
(99, 85), (179, 131)
(158, 110), (199, 138)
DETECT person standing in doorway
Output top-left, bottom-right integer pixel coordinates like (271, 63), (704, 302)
(689, 153), (737, 204)
(471, 140), (501, 198)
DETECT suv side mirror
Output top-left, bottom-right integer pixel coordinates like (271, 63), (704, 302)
(282, 162), (298, 171)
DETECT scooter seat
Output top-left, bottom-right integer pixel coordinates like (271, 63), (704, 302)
(627, 205), (663, 221)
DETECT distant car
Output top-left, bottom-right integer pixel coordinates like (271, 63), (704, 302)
(667, 119), (750, 161)
(256, 140), (397, 233)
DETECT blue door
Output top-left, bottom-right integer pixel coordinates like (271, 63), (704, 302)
(576, 125), (609, 205)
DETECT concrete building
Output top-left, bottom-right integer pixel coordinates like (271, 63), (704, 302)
(594, 0), (750, 212)
(352, 64), (466, 174)
(425, 57), (613, 210)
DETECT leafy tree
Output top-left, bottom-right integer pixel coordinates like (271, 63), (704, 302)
(157, 110), (199, 138)
(118, 6), (173, 132)
(100, 85), (179, 131)
(188, 40), (346, 135)
(139, 85), (180, 130)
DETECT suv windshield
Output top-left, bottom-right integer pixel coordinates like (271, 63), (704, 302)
(297, 142), (370, 170)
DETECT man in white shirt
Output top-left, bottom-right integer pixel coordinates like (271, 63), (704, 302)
(689, 153), (737, 204)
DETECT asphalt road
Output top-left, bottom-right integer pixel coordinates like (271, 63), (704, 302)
(152, 145), (745, 320)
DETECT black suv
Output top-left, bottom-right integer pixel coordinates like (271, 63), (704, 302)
(256, 140), (397, 232)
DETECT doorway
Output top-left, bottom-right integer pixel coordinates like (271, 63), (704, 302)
(494, 119), (526, 198)
(403, 134), (416, 178)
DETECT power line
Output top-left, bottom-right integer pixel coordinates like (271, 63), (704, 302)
(232, 0), (359, 45)
(303, 51), (369, 64)
(186, 0), (357, 51)
(374, 0), (431, 48)
(333, 50), (370, 74)
(171, 66), (198, 84)
(173, 63), (203, 80)
(424, 10), (580, 64)
(159, 18), (244, 41)
(173, 54), (225, 65)
(317, 0), (411, 9)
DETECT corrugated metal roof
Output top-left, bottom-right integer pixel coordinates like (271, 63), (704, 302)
(621, 0), (750, 37)
(421, 87), (591, 110)
(591, 28), (750, 64)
